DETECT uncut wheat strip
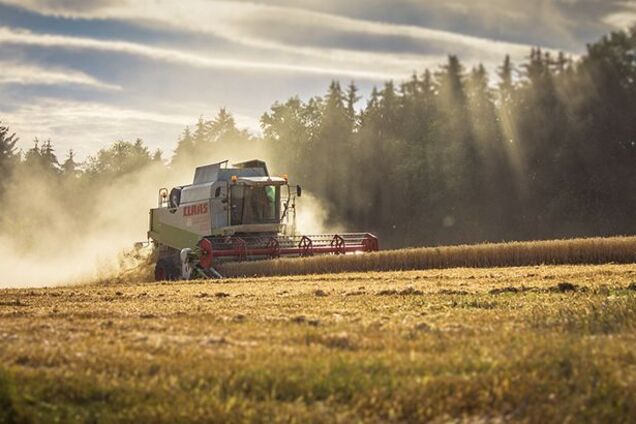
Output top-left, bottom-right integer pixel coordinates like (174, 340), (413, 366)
(219, 237), (635, 277)
(217, 236), (636, 278)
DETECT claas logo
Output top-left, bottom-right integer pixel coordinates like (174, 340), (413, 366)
(183, 203), (209, 217)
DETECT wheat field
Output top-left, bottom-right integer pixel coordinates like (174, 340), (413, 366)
(2, 263), (636, 422)
(218, 236), (636, 278)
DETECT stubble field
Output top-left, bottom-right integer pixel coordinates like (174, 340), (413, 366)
(2, 263), (636, 423)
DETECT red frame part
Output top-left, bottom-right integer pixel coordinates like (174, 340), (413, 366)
(198, 233), (379, 268)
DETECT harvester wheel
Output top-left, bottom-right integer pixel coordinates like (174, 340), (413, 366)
(154, 259), (179, 281)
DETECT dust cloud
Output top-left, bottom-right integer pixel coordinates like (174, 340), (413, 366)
(0, 163), (177, 288)
(0, 148), (336, 288)
(293, 192), (344, 236)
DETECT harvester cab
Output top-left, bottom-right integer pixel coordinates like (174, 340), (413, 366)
(148, 160), (379, 280)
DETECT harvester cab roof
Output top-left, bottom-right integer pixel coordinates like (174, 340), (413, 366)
(148, 159), (379, 281)
(192, 160), (270, 185)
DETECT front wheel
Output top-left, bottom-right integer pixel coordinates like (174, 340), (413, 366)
(154, 259), (179, 281)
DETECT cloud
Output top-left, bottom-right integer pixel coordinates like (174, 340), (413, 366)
(0, 60), (121, 90)
(0, 0), (576, 103)
(216, 2), (535, 55)
(66, 0), (535, 58)
(604, 12), (636, 28)
(0, 0), (122, 13)
(213, 4), (552, 69)
(227, 0), (634, 49)
(0, 98), (191, 159)
(1, 0), (622, 54)
(0, 1), (559, 71)
(603, 3), (636, 29)
(0, 26), (418, 81)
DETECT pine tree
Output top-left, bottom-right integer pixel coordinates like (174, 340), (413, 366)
(61, 149), (79, 177)
(24, 138), (43, 168)
(172, 127), (195, 165)
(555, 51), (568, 74)
(469, 65), (489, 98)
(345, 81), (360, 129)
(193, 116), (207, 147)
(207, 108), (239, 143)
(41, 139), (59, 173)
(524, 47), (549, 86)
(152, 149), (163, 162)
(131, 138), (151, 170)
(310, 81), (353, 217)
(402, 72), (419, 98)
(133, 138), (149, 156)
(0, 121), (19, 197)
(0, 121), (18, 176)
(418, 69), (435, 97)
(498, 55), (515, 96)
(378, 81), (401, 139)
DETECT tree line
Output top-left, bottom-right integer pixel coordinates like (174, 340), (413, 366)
(1, 27), (634, 248)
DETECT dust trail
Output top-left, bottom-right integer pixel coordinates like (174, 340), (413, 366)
(0, 163), (179, 288)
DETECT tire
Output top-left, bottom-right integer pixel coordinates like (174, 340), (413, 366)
(154, 258), (179, 281)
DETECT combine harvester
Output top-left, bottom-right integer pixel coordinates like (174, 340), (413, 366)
(148, 160), (379, 280)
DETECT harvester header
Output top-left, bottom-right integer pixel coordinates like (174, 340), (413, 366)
(148, 160), (378, 280)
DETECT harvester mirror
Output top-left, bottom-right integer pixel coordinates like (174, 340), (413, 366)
(169, 187), (182, 210)
(296, 185), (302, 197)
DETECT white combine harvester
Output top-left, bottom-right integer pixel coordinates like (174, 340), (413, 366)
(148, 160), (379, 280)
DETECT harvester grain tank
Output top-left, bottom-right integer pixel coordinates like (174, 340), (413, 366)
(148, 160), (379, 280)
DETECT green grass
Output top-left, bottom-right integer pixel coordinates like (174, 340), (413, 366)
(0, 368), (22, 424)
(1, 264), (636, 422)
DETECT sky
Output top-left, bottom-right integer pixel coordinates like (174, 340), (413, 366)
(1, 0), (635, 160)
